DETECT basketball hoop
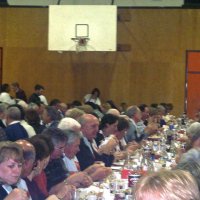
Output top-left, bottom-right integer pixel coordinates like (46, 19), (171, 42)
(71, 37), (90, 53)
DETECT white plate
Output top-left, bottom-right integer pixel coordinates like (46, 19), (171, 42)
(111, 166), (122, 170)
(112, 161), (124, 166)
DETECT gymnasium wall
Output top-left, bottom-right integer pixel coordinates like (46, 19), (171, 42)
(1, 8), (200, 116)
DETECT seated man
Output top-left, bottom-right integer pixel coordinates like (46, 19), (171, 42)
(58, 117), (112, 179)
(125, 105), (158, 143)
(76, 114), (115, 170)
(5, 106), (28, 141)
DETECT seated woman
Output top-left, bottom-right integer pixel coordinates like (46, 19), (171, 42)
(28, 135), (75, 200)
(95, 113), (119, 147)
(97, 116), (139, 160)
(83, 88), (101, 106)
(0, 141), (30, 200)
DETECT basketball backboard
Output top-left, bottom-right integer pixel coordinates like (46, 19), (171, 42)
(48, 5), (117, 52)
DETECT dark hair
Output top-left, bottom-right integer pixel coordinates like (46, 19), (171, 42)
(70, 100), (82, 108)
(106, 100), (117, 109)
(99, 113), (119, 130)
(45, 106), (61, 121)
(34, 84), (44, 91)
(139, 104), (148, 112)
(29, 136), (50, 161)
(91, 88), (100, 97)
(49, 99), (61, 107)
(42, 127), (68, 147)
(1, 84), (10, 93)
(25, 108), (41, 125)
(117, 117), (129, 131)
(37, 134), (54, 154)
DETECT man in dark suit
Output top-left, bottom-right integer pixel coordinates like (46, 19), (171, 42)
(28, 84), (44, 104)
(76, 114), (114, 171)
(5, 106), (28, 141)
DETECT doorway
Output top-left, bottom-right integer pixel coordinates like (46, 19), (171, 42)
(185, 50), (200, 119)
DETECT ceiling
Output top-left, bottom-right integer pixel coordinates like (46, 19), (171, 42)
(6, 0), (184, 7)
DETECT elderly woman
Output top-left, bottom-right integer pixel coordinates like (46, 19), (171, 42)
(0, 141), (30, 200)
(134, 169), (200, 200)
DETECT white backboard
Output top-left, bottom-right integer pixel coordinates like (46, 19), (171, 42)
(48, 5), (117, 52)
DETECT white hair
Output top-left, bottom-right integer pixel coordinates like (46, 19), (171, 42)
(58, 117), (81, 131)
(107, 108), (120, 116)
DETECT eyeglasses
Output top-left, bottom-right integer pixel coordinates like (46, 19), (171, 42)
(54, 145), (66, 151)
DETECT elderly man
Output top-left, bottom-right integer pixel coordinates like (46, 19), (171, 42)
(125, 105), (158, 143)
(76, 114), (114, 170)
(58, 117), (112, 181)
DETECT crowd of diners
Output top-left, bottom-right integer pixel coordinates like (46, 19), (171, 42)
(0, 84), (200, 199)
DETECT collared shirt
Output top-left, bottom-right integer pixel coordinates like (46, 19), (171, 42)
(62, 155), (78, 172)
(83, 136), (95, 156)
(2, 179), (32, 200)
(9, 120), (21, 125)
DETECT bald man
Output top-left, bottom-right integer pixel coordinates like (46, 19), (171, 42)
(76, 114), (114, 170)
(16, 140), (36, 179)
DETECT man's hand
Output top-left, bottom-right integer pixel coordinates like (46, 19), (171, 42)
(89, 167), (112, 181)
(66, 172), (93, 188)
(5, 188), (29, 200)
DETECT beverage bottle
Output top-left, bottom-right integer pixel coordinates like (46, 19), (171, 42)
(140, 151), (154, 175)
(121, 153), (132, 179)
(128, 164), (141, 188)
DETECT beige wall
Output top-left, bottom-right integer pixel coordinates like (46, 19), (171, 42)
(1, 8), (200, 116)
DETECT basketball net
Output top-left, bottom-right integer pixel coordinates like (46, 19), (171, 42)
(72, 37), (89, 53)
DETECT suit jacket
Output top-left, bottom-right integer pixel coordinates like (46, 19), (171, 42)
(95, 131), (105, 147)
(0, 119), (6, 129)
(76, 137), (114, 171)
(0, 185), (8, 199)
(28, 93), (41, 104)
(5, 122), (29, 141)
